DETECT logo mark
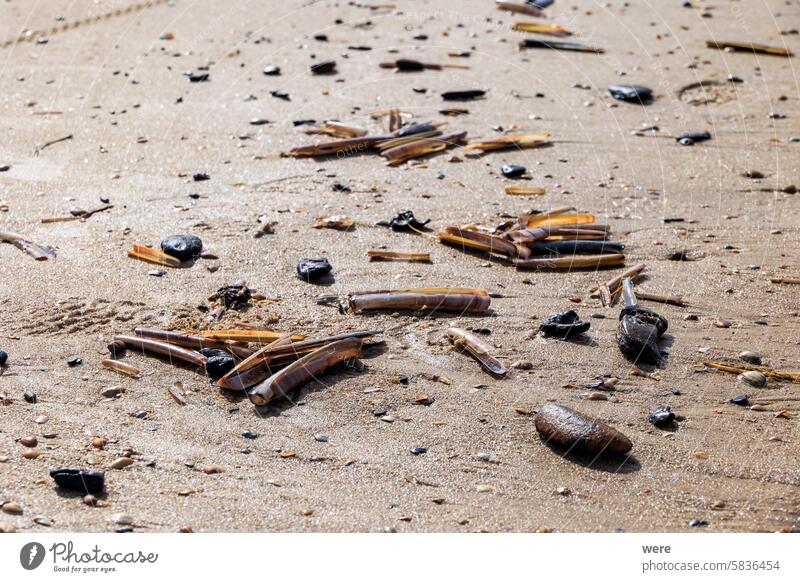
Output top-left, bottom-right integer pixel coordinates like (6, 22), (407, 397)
(20, 542), (46, 570)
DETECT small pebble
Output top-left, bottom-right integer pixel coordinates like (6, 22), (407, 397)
(647, 405), (676, 428)
(501, 164), (526, 178)
(23, 391), (37, 404)
(161, 234), (203, 261)
(410, 447), (427, 455)
(476, 452), (491, 462)
(314, 434), (329, 442)
(67, 356), (82, 367)
(19, 436), (38, 447)
(297, 258), (332, 282)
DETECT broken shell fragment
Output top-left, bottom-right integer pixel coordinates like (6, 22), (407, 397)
(617, 315), (661, 365)
(539, 310), (590, 339)
(446, 327), (507, 377)
(101, 359), (141, 378)
(647, 405), (675, 428)
(535, 404), (632, 456)
(465, 132), (550, 152)
(738, 371), (767, 388)
(441, 90), (486, 101)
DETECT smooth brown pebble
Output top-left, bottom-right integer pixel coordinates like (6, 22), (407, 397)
(110, 457), (134, 470)
(534, 404), (632, 455)
(19, 436), (38, 447)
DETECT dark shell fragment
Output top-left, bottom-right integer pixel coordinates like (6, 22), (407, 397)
(297, 258), (332, 282)
(310, 60), (337, 75)
(217, 284), (251, 309)
(380, 210), (431, 232)
(50, 468), (105, 494)
(617, 314), (661, 365)
(396, 122), (436, 137)
(501, 164), (527, 178)
(608, 84), (653, 103)
(647, 405), (675, 428)
(619, 306), (668, 337)
(161, 234), (203, 261)
(394, 58), (426, 72)
(539, 310), (590, 339)
(729, 394), (749, 406)
(441, 90), (485, 101)
(263, 66), (281, 76)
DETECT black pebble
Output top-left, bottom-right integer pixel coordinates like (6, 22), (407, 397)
(293, 118), (316, 126)
(297, 258), (332, 283)
(0, 349), (7, 366)
(263, 66), (281, 76)
(501, 164), (526, 178)
(413, 33), (428, 40)
(193, 172), (210, 181)
(271, 89), (290, 101)
(729, 394), (749, 406)
(201, 349), (236, 381)
(399, 374), (409, 385)
(647, 405), (675, 428)
(67, 356), (82, 367)
(313, 34), (328, 41)
(0, 165), (10, 172)
(608, 84), (653, 103)
(617, 315), (662, 365)
(539, 310), (590, 339)
(24, 391), (37, 404)
(410, 447), (427, 455)
(241, 430), (258, 440)
(187, 72), (210, 83)
(50, 468), (105, 494)
(676, 131), (711, 146)
(161, 234), (203, 261)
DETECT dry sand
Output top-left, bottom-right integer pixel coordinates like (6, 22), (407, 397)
(0, 0), (798, 532)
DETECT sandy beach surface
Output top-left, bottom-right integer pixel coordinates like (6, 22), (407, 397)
(0, 0), (798, 532)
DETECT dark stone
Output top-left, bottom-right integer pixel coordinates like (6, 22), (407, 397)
(313, 34), (328, 41)
(270, 89), (290, 101)
(50, 468), (105, 494)
(297, 258), (332, 282)
(24, 391), (37, 404)
(0, 165), (10, 172)
(187, 72), (210, 83)
(729, 394), (749, 406)
(241, 430), (258, 440)
(394, 59), (425, 72)
(647, 405), (675, 428)
(608, 85), (653, 103)
(193, 172), (210, 181)
(676, 131), (711, 145)
(413, 33), (428, 40)
(310, 60), (337, 75)
(216, 284), (251, 309)
(501, 164), (527, 178)
(539, 310), (590, 339)
(263, 66), (281, 76)
(399, 374), (409, 385)
(688, 519), (708, 527)
(67, 356), (82, 367)
(250, 118), (271, 126)
(293, 118), (316, 126)
(410, 447), (427, 455)
(201, 349), (236, 380)
(441, 90), (485, 101)
(0, 349), (7, 366)
(161, 234), (203, 261)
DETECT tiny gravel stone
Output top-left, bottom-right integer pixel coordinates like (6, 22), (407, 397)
(110, 457), (134, 470)
(476, 452), (491, 462)
(241, 430), (258, 440)
(23, 391), (37, 404)
(314, 434), (329, 442)
(263, 66), (281, 76)
(67, 356), (82, 367)
(111, 513), (133, 526)
(134, 410), (148, 419)
(688, 519), (708, 527)
(410, 447), (427, 455)
(83, 495), (98, 506)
